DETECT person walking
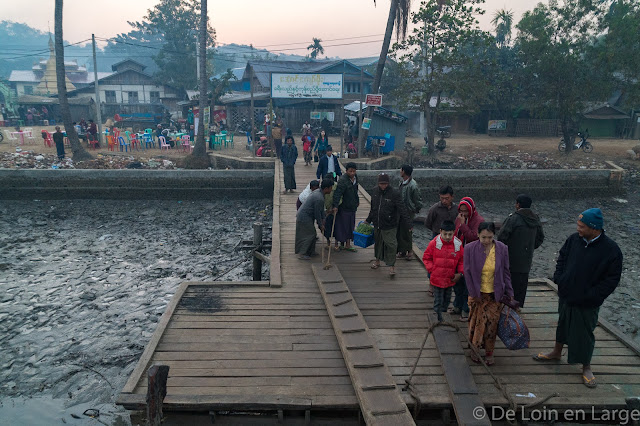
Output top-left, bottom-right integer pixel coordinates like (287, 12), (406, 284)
(497, 194), (545, 308)
(316, 145), (342, 180)
(281, 135), (298, 193)
(314, 130), (329, 158)
(52, 126), (65, 160)
(331, 162), (359, 252)
(272, 122), (283, 158)
(464, 222), (514, 365)
(397, 165), (423, 260)
(533, 208), (622, 388)
(295, 179), (334, 260)
(422, 220), (464, 322)
(451, 196), (485, 321)
(302, 129), (314, 165)
(425, 186), (458, 238)
(365, 173), (411, 278)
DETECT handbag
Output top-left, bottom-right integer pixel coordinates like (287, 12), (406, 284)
(314, 154), (319, 163)
(500, 294), (520, 310)
(497, 306), (530, 350)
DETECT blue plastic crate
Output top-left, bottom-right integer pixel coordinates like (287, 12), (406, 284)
(353, 231), (374, 248)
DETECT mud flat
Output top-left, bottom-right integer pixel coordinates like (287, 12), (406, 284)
(0, 198), (271, 425)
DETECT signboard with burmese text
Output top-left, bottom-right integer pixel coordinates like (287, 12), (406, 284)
(271, 73), (344, 99)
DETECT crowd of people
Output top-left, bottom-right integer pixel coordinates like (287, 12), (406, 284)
(294, 163), (623, 388)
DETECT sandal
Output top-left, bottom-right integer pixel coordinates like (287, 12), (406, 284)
(459, 314), (469, 322)
(389, 269), (396, 278)
(370, 263), (380, 269)
(344, 247), (357, 252)
(448, 307), (461, 315)
(396, 253), (406, 259)
(470, 354), (481, 364)
(582, 375), (597, 388)
(532, 353), (561, 362)
(485, 352), (495, 366)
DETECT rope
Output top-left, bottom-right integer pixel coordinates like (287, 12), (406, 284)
(213, 251), (253, 281)
(403, 320), (559, 424)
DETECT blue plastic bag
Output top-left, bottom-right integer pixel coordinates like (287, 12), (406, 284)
(497, 306), (530, 350)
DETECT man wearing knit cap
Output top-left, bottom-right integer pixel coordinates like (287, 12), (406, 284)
(365, 173), (412, 278)
(533, 208), (622, 389)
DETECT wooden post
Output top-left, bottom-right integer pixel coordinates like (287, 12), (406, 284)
(250, 65), (255, 158)
(253, 222), (263, 281)
(146, 365), (169, 426)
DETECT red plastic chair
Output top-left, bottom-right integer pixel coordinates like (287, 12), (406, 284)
(41, 130), (53, 148)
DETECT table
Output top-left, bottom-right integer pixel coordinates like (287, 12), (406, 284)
(11, 131), (26, 145)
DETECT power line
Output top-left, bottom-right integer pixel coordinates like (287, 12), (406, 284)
(1, 39), (92, 60)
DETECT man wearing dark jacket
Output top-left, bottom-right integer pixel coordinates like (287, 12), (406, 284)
(316, 145), (342, 180)
(331, 162), (359, 251)
(365, 173), (411, 278)
(533, 208), (622, 389)
(497, 194), (544, 307)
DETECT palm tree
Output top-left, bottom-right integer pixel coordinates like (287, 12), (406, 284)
(54, 0), (91, 160)
(188, 0), (209, 167)
(491, 8), (514, 47)
(358, 0), (411, 153)
(307, 38), (324, 59)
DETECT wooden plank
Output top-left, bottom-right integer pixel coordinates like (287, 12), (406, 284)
(541, 278), (640, 356)
(312, 264), (416, 425)
(121, 281), (190, 394)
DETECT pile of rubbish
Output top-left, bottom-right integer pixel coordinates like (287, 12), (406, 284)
(416, 150), (607, 170)
(0, 149), (176, 170)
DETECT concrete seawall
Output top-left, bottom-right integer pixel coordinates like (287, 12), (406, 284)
(0, 169), (274, 200)
(356, 164), (623, 200)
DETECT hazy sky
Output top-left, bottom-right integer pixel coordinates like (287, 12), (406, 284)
(2, 0), (541, 58)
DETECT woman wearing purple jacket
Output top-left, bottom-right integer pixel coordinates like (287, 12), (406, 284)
(463, 222), (514, 366)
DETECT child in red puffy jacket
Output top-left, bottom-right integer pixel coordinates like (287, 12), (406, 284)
(422, 220), (464, 321)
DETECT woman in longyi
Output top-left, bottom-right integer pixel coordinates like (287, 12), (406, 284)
(463, 222), (514, 366)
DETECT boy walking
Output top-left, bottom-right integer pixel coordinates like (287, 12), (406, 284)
(422, 221), (464, 322)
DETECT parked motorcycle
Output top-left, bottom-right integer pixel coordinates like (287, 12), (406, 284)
(436, 125), (452, 138)
(558, 129), (593, 153)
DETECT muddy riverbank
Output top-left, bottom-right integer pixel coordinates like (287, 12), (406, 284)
(0, 199), (271, 425)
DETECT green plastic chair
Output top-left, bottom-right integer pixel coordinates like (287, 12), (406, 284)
(224, 132), (234, 148)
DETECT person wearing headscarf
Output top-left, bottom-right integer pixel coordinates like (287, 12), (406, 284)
(533, 208), (622, 389)
(281, 135), (298, 193)
(451, 196), (485, 320)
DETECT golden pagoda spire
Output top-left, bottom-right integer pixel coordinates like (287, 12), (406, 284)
(35, 33), (75, 96)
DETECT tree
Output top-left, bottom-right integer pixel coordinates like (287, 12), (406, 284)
(597, 0), (640, 111)
(392, 0), (491, 152)
(129, 0), (215, 91)
(307, 38), (324, 59)
(491, 9), (514, 47)
(54, 0), (91, 160)
(516, 0), (609, 153)
(358, 0), (412, 155)
(187, 0), (210, 167)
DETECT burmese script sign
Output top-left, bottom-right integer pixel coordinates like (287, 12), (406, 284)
(271, 73), (344, 99)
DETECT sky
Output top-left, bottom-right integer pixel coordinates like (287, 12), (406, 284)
(1, 0), (542, 58)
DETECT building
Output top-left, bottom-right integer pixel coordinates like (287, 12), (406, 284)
(220, 59), (374, 134)
(67, 59), (186, 125)
(8, 37), (111, 97)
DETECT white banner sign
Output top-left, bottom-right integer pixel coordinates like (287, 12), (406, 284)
(271, 73), (343, 99)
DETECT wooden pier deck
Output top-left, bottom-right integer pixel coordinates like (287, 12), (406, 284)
(117, 161), (640, 424)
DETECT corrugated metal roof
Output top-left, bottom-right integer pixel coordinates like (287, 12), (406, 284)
(247, 60), (352, 88)
(9, 70), (113, 84)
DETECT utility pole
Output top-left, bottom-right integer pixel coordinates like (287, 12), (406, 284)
(340, 72), (345, 156)
(358, 67), (364, 156)
(250, 65), (255, 158)
(195, 39), (200, 81)
(91, 34), (103, 145)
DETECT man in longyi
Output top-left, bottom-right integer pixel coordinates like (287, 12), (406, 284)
(534, 208), (622, 388)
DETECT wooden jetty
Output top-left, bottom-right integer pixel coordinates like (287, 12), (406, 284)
(117, 161), (640, 424)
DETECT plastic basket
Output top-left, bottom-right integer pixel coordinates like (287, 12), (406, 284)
(353, 221), (374, 248)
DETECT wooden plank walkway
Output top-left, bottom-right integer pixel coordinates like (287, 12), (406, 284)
(117, 160), (640, 423)
(312, 264), (416, 425)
